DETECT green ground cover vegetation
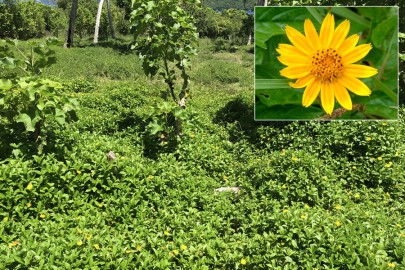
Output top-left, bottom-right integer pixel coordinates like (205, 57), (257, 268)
(0, 34), (404, 269)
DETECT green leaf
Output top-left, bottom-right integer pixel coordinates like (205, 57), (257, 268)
(256, 79), (291, 90)
(330, 7), (369, 29)
(255, 101), (323, 120)
(371, 15), (397, 50)
(257, 88), (303, 108)
(16, 113), (35, 132)
(0, 79), (13, 90)
(0, 57), (15, 68)
(148, 120), (163, 135)
(55, 108), (65, 125)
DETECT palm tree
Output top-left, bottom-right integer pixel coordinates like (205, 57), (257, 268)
(93, 0), (105, 45)
(66, 0), (78, 48)
(106, 0), (115, 39)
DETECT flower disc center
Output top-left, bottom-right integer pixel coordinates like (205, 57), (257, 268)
(311, 48), (343, 82)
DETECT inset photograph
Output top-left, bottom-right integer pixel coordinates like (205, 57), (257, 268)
(255, 6), (399, 120)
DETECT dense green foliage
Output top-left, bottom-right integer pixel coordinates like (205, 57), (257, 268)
(0, 36), (404, 268)
(0, 38), (79, 151)
(0, 0), (66, 39)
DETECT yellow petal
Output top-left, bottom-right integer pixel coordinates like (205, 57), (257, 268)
(302, 78), (321, 107)
(342, 44), (373, 64)
(343, 64), (378, 78)
(276, 44), (307, 58)
(321, 81), (335, 115)
(333, 80), (352, 110)
(337, 34), (359, 55)
(289, 74), (315, 88)
(285, 25), (313, 55)
(339, 76), (372, 96)
(280, 65), (310, 79)
(304, 19), (321, 51)
(277, 54), (310, 66)
(330, 20), (350, 49)
(320, 13), (334, 49)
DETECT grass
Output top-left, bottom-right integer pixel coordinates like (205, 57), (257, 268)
(0, 36), (405, 269)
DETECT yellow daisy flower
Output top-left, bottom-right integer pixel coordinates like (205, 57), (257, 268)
(277, 13), (378, 115)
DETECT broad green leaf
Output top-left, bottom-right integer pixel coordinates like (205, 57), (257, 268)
(55, 108), (65, 125)
(0, 57), (15, 68)
(256, 88), (303, 107)
(16, 113), (35, 132)
(371, 15), (397, 50)
(372, 77), (397, 103)
(330, 7), (369, 29)
(255, 101), (323, 120)
(256, 79), (291, 90)
(0, 79), (13, 90)
(148, 120), (163, 135)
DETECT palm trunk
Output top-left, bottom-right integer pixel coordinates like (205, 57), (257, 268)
(66, 0), (79, 48)
(106, 0), (115, 39)
(93, 0), (105, 45)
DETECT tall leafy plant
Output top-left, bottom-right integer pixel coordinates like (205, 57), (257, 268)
(130, 0), (199, 136)
(0, 38), (79, 146)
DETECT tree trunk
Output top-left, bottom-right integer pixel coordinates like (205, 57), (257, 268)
(247, 33), (251, 45)
(106, 0), (115, 39)
(93, 0), (105, 45)
(66, 0), (79, 48)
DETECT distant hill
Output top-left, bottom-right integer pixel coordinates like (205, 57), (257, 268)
(203, 0), (256, 10)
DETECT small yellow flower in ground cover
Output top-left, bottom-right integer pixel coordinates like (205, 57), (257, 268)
(366, 137), (372, 141)
(241, 258), (247, 265)
(164, 230), (170, 236)
(335, 220), (342, 227)
(301, 214), (308, 220)
(40, 214), (46, 219)
(377, 156), (382, 161)
(3, 217), (9, 222)
(354, 193), (360, 199)
(304, 204), (310, 209)
(76, 170), (82, 175)
(136, 245), (142, 251)
(77, 240), (83, 246)
(335, 205), (341, 210)
(283, 209), (289, 213)
(396, 224), (402, 228)
(85, 234), (92, 240)
(94, 244), (100, 250)
(291, 156), (299, 161)
(8, 241), (19, 248)
(181, 244), (187, 251)
(387, 262), (396, 268)
(147, 175), (154, 180)
(277, 13), (378, 115)
(173, 249), (179, 255)
(125, 249), (132, 254)
(399, 232), (405, 237)
(26, 182), (33, 190)
(385, 161), (393, 168)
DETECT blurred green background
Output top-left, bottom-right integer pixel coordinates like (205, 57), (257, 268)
(255, 7), (398, 120)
